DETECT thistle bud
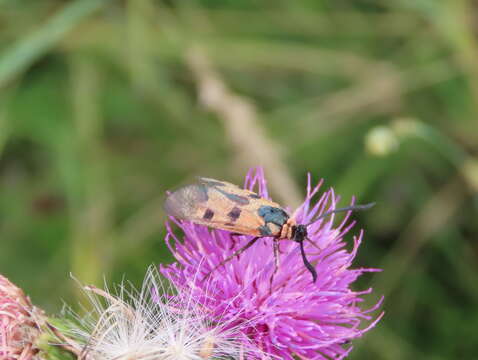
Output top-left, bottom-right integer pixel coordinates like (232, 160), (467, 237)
(0, 275), (44, 360)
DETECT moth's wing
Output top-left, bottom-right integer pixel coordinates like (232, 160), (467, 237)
(197, 177), (266, 201)
(164, 184), (209, 220)
(196, 177), (238, 188)
(165, 180), (282, 236)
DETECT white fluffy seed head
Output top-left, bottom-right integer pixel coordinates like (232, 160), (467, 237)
(65, 266), (269, 360)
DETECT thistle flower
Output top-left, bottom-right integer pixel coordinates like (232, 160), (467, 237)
(67, 265), (268, 360)
(0, 274), (44, 360)
(161, 168), (384, 359)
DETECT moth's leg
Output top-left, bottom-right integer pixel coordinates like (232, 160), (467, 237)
(304, 236), (322, 255)
(204, 236), (260, 279)
(277, 238), (286, 254)
(269, 239), (281, 292)
(228, 232), (243, 250)
(273, 239), (280, 277)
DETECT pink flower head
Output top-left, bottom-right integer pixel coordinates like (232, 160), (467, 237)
(0, 275), (42, 360)
(161, 168), (383, 359)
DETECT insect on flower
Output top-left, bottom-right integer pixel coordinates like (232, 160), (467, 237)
(164, 177), (374, 282)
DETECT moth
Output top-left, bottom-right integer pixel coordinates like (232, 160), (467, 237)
(164, 177), (373, 282)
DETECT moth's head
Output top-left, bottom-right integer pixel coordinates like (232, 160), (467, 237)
(292, 224), (308, 243)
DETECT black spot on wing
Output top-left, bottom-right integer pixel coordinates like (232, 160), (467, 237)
(198, 178), (226, 187)
(214, 187), (250, 205)
(217, 189), (249, 205)
(227, 193), (250, 205)
(248, 193), (261, 199)
(203, 208), (214, 220)
(227, 207), (242, 222)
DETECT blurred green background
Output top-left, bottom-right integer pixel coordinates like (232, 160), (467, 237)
(1, 0), (478, 358)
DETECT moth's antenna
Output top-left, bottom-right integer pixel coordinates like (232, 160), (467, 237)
(305, 202), (375, 226)
(298, 239), (317, 282)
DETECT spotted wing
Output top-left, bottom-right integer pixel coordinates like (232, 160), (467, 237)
(164, 178), (285, 236)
